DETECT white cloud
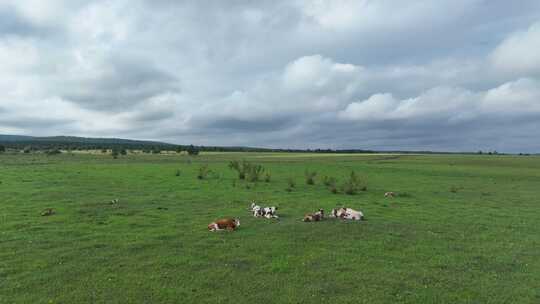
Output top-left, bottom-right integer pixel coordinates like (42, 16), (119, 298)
(491, 22), (540, 75)
(483, 78), (540, 113)
(339, 87), (479, 122)
(1, 1), (540, 151)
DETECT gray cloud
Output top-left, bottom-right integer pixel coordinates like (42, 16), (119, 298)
(1, 1), (540, 152)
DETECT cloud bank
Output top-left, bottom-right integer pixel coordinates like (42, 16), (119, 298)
(1, 1), (540, 152)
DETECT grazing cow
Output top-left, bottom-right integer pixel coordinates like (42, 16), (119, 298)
(330, 207), (364, 221)
(40, 208), (55, 216)
(208, 218), (240, 231)
(303, 209), (324, 222)
(250, 202), (279, 219)
(384, 192), (396, 198)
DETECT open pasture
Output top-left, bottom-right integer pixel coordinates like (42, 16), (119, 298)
(1, 152), (539, 303)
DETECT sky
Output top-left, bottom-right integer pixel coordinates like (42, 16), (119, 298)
(1, 0), (540, 152)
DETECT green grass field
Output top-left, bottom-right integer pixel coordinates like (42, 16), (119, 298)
(1, 152), (539, 303)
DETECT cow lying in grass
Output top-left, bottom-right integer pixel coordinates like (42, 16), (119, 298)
(250, 202), (279, 219)
(384, 192), (396, 198)
(303, 209), (324, 222)
(330, 207), (364, 221)
(208, 218), (240, 231)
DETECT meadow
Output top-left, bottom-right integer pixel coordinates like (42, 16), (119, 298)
(1, 152), (539, 303)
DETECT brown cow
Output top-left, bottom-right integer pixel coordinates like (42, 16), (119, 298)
(208, 218), (240, 231)
(303, 209), (324, 222)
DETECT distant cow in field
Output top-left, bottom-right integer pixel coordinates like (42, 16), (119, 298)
(40, 208), (55, 216)
(303, 209), (324, 222)
(384, 192), (396, 198)
(208, 218), (240, 231)
(330, 207), (364, 221)
(250, 202), (279, 219)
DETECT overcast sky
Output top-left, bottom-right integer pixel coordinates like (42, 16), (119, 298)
(1, 1), (540, 152)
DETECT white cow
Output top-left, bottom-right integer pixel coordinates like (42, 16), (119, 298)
(330, 207), (364, 221)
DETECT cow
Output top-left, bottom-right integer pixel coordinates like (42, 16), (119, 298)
(208, 218), (240, 231)
(303, 208), (324, 222)
(330, 207), (364, 221)
(250, 202), (279, 219)
(384, 192), (396, 198)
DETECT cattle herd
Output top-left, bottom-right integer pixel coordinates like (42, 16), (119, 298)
(207, 201), (365, 231)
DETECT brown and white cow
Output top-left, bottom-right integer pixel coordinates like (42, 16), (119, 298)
(330, 207), (364, 221)
(303, 208), (324, 222)
(384, 192), (396, 198)
(208, 218), (240, 231)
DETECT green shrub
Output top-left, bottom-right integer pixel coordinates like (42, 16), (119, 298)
(197, 165), (211, 179)
(286, 177), (296, 192)
(305, 170), (317, 185)
(323, 176), (337, 186)
(229, 160), (266, 182)
(229, 160), (246, 179)
(187, 145), (199, 155)
(247, 164), (264, 182)
(175, 169), (181, 177)
(341, 171), (364, 195)
(111, 149), (119, 159)
(264, 172), (271, 183)
(45, 149), (62, 156)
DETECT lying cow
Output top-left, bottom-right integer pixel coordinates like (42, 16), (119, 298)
(384, 192), (396, 198)
(250, 202), (279, 219)
(330, 207), (364, 221)
(303, 209), (324, 222)
(208, 218), (240, 231)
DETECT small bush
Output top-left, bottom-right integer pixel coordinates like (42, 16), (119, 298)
(187, 145), (199, 155)
(229, 160), (266, 182)
(450, 186), (459, 193)
(197, 165), (211, 179)
(175, 169), (181, 177)
(247, 164), (264, 182)
(304, 170), (317, 185)
(111, 149), (119, 159)
(329, 184), (338, 194)
(264, 172), (271, 183)
(229, 160), (246, 179)
(322, 176), (336, 186)
(287, 177), (296, 188)
(45, 149), (62, 156)
(286, 177), (296, 192)
(341, 171), (364, 195)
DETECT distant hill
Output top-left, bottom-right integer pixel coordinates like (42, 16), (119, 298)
(0, 134), (176, 151)
(0, 134), (277, 153)
(0, 134), (378, 153)
(3, 135), (172, 145)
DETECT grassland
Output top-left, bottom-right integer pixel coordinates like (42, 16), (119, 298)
(1, 152), (539, 303)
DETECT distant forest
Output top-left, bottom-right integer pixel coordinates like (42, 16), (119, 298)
(0, 134), (527, 155)
(0, 134), (380, 154)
